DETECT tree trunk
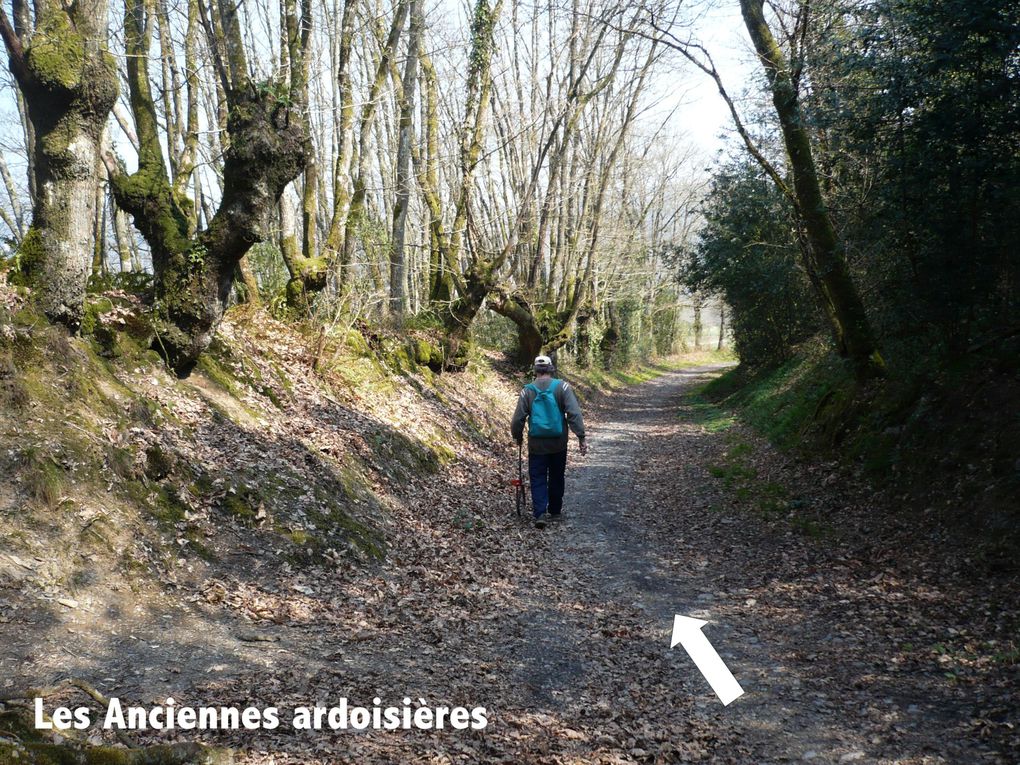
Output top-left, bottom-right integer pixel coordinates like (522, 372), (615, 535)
(443, 261), (495, 368)
(692, 297), (703, 351)
(150, 90), (306, 372)
(92, 178), (106, 275)
(321, 0), (360, 274)
(717, 302), (726, 351)
(437, 0), (504, 364)
(338, 0), (407, 289)
(108, 0), (307, 374)
(112, 195), (133, 273)
(600, 301), (621, 369)
(288, 0), (318, 306)
(574, 307), (595, 367)
(0, 151), (26, 241)
(740, 0), (882, 379)
(418, 50), (453, 304)
(487, 285), (543, 365)
(236, 254), (260, 304)
(389, 0), (420, 319)
(301, 155), (317, 270)
(280, 190), (324, 309)
(1, 0), (118, 327)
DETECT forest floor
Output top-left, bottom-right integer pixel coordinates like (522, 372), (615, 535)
(2, 354), (1018, 764)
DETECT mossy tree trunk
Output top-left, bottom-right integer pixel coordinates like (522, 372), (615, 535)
(442, 260), (496, 368)
(434, 0), (504, 366)
(279, 192), (322, 310)
(295, 0), (317, 277)
(487, 285), (544, 364)
(107, 0), (308, 374)
(600, 301), (621, 369)
(739, 0), (883, 380)
(417, 48), (454, 305)
(279, 0), (326, 310)
(573, 306), (596, 367)
(0, 0), (118, 328)
(237, 253), (261, 305)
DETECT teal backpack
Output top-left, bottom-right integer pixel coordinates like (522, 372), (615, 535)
(526, 379), (564, 437)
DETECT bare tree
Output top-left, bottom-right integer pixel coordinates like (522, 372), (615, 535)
(388, 0), (421, 319)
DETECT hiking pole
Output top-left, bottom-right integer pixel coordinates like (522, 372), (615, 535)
(512, 440), (525, 517)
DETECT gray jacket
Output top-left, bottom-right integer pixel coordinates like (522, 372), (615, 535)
(511, 376), (585, 455)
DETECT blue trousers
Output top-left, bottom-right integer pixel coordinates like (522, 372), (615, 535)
(529, 450), (567, 519)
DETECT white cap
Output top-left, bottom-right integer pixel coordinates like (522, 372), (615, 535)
(533, 355), (554, 371)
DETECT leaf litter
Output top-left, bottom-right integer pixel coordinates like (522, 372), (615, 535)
(1, 318), (1016, 764)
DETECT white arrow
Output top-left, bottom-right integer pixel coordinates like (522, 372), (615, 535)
(670, 615), (744, 705)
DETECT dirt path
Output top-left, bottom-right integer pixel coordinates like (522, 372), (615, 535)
(505, 364), (1016, 765)
(8, 364), (1016, 764)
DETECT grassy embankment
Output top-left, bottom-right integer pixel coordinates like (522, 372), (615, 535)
(685, 338), (1020, 559)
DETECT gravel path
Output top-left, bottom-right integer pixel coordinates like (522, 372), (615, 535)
(507, 364), (1016, 764)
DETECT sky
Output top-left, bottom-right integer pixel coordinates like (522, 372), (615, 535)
(679, 4), (757, 154)
(649, 1), (759, 159)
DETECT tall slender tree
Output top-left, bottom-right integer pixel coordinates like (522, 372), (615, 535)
(389, 0), (422, 319)
(739, 0), (882, 379)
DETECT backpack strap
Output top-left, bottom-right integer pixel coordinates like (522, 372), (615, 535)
(556, 380), (569, 417)
(537, 379), (565, 423)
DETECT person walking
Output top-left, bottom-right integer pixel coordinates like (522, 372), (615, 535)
(511, 355), (587, 528)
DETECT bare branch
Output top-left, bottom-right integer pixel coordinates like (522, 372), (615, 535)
(637, 12), (799, 208)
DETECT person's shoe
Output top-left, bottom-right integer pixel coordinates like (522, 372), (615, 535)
(547, 513), (563, 523)
(534, 513), (547, 529)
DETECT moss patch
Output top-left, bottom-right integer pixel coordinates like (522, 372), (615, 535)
(9, 227), (46, 288)
(19, 448), (67, 509)
(196, 352), (241, 397)
(218, 483), (262, 523)
(681, 393), (736, 433)
(703, 433), (828, 534)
